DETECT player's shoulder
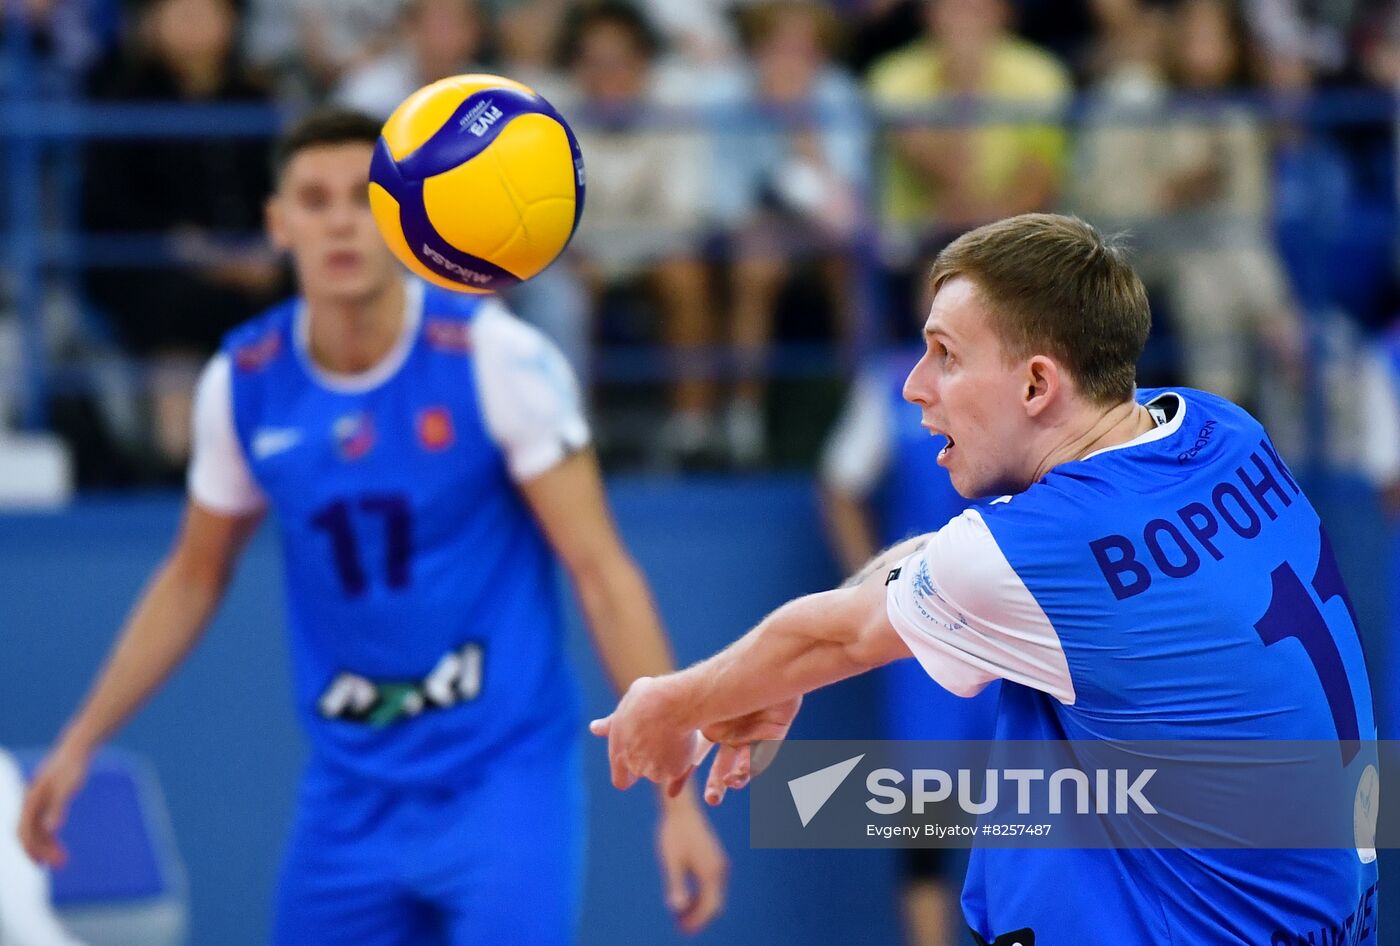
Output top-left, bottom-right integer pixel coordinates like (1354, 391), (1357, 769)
(1133, 386), (1269, 461)
(468, 296), (563, 364)
(918, 508), (1014, 614)
(976, 387), (1278, 532)
(419, 281), (490, 322)
(418, 282), (492, 356)
(222, 297), (298, 374)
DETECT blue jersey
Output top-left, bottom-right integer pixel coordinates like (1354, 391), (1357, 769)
(887, 388), (1379, 943)
(214, 283), (580, 786)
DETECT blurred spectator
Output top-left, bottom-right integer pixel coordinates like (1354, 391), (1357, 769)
(866, 0), (1072, 250)
(1073, 0), (1304, 417)
(1261, 36), (1377, 323)
(557, 1), (716, 466)
(494, 0), (572, 103)
(845, 0), (925, 76)
(333, 0), (489, 120)
(708, 1), (869, 465)
(82, 0), (281, 473)
(0, 0), (114, 87)
(244, 0), (403, 102)
(1148, 0), (1305, 413)
(1358, 1), (1400, 90)
(1012, 0), (1104, 82)
(1069, 2), (1173, 227)
(1243, 0), (1360, 82)
(643, 0), (744, 78)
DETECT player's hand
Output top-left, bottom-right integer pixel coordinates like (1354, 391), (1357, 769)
(590, 675), (701, 789)
(656, 788), (728, 935)
(19, 742), (91, 867)
(699, 697), (802, 806)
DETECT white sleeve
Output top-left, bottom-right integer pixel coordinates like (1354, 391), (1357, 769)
(884, 508), (1076, 704)
(473, 300), (592, 481)
(187, 354), (267, 515)
(818, 370), (892, 498)
(1356, 346), (1400, 488)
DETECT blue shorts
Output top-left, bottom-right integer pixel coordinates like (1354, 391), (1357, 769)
(274, 736), (585, 946)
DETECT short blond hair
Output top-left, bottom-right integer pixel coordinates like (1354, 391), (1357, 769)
(929, 214), (1150, 404)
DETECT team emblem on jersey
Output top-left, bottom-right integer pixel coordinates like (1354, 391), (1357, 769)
(425, 318), (473, 354)
(232, 329), (281, 372)
(417, 406), (455, 452)
(333, 411), (376, 461)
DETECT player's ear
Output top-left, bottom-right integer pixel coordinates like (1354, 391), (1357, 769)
(1024, 355), (1058, 418)
(265, 194), (289, 251)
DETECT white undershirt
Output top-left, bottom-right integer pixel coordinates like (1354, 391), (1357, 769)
(187, 281), (590, 514)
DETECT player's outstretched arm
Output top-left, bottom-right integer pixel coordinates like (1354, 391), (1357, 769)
(518, 449), (679, 693)
(591, 535), (924, 792)
(519, 448), (728, 934)
(19, 501), (261, 867)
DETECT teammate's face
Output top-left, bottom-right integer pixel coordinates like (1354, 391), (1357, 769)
(903, 276), (1038, 498)
(267, 143), (400, 304)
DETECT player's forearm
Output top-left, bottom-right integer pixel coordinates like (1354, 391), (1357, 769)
(661, 533), (924, 730)
(575, 553), (677, 693)
(58, 559), (225, 756)
(666, 589), (878, 731)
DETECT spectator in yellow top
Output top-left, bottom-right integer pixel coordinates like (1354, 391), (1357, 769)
(866, 0), (1071, 241)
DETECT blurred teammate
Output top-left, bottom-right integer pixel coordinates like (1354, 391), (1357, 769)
(819, 348), (998, 946)
(594, 214), (1379, 944)
(21, 109), (726, 945)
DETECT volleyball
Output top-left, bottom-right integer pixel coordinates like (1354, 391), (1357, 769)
(368, 74), (585, 294)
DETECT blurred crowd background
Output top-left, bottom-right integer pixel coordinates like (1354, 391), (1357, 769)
(2, 0), (1399, 490)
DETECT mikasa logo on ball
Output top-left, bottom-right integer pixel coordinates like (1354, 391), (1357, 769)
(458, 99), (504, 137)
(420, 244), (490, 284)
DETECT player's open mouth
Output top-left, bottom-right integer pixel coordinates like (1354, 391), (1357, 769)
(925, 423), (955, 462)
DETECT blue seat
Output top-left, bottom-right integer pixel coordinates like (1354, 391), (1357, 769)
(18, 748), (187, 946)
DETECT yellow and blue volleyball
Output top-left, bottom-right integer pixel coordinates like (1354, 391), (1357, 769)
(368, 74), (585, 294)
